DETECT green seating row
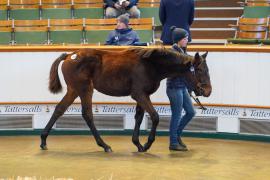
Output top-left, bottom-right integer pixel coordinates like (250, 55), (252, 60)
(0, 9), (7, 20)
(140, 7), (161, 26)
(0, 30), (153, 45)
(243, 6), (270, 18)
(0, 17), (154, 45)
(0, 8), (104, 20)
(0, 7), (160, 26)
(227, 38), (270, 44)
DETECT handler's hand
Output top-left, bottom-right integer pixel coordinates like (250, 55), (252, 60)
(122, 1), (130, 7)
(114, 3), (122, 9)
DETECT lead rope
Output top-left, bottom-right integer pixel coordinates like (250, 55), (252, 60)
(189, 92), (207, 110)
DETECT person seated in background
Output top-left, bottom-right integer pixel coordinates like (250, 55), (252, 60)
(105, 13), (140, 45)
(104, 0), (140, 18)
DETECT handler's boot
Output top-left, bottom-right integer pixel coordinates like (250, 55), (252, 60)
(178, 137), (187, 148)
(169, 143), (187, 151)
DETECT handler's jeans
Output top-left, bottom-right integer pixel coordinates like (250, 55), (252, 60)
(166, 87), (196, 145)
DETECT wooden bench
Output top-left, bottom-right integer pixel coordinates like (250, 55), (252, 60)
(0, 20), (12, 44)
(227, 17), (269, 44)
(239, 0), (270, 6)
(49, 18), (84, 44)
(73, 0), (104, 19)
(14, 19), (48, 44)
(8, 0), (40, 20)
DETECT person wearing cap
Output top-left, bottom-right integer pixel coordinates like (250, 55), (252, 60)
(166, 26), (195, 151)
(159, 0), (194, 45)
(104, 0), (140, 18)
(105, 14), (140, 45)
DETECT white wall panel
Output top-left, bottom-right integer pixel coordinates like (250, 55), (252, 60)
(0, 52), (63, 102)
(0, 51), (270, 106)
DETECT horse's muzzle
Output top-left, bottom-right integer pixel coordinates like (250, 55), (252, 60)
(195, 84), (212, 97)
(202, 86), (212, 97)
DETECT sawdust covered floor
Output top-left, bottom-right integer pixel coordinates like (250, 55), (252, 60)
(0, 136), (270, 180)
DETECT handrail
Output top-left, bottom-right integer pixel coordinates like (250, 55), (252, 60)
(1, 101), (270, 109)
(0, 44), (270, 52)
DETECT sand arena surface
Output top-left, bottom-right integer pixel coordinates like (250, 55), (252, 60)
(0, 136), (270, 180)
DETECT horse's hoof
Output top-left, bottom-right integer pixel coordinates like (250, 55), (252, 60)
(104, 147), (113, 152)
(138, 149), (147, 152)
(143, 144), (150, 152)
(138, 146), (146, 152)
(40, 144), (48, 150)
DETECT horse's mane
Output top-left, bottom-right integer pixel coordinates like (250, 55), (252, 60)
(128, 47), (193, 65)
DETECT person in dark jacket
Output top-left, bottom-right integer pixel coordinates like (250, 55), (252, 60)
(167, 26), (195, 151)
(105, 13), (140, 45)
(104, 0), (140, 18)
(159, 0), (194, 44)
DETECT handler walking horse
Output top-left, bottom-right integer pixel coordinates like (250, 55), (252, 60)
(40, 48), (212, 152)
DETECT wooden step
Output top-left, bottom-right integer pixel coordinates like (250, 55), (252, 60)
(191, 30), (235, 39)
(195, 0), (241, 7)
(195, 9), (243, 18)
(192, 20), (237, 28)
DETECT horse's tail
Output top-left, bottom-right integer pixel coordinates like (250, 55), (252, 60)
(49, 53), (68, 94)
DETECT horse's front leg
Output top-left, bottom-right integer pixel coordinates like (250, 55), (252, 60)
(40, 89), (78, 150)
(79, 91), (112, 152)
(132, 104), (145, 152)
(132, 94), (159, 152)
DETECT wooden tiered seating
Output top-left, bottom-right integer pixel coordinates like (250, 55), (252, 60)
(1, 0), (244, 45)
(191, 0), (241, 44)
(138, 0), (241, 44)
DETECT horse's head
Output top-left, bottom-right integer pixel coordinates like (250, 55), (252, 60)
(185, 52), (212, 97)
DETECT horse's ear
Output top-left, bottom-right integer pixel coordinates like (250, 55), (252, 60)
(194, 52), (200, 63)
(202, 51), (208, 59)
(195, 52), (200, 59)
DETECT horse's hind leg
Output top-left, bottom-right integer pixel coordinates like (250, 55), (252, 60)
(132, 94), (159, 152)
(132, 104), (145, 152)
(40, 88), (78, 150)
(79, 88), (112, 152)
(144, 108), (159, 152)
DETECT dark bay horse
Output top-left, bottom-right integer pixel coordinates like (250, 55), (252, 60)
(40, 47), (212, 152)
